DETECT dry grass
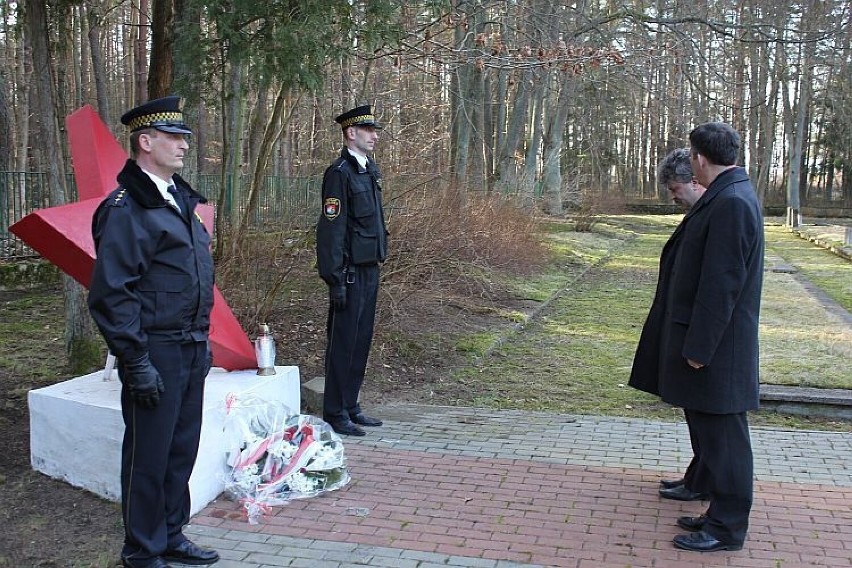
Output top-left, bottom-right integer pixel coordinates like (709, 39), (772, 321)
(382, 186), (547, 291)
(212, 186), (553, 388)
(215, 225), (317, 334)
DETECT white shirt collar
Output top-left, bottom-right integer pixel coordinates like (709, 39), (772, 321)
(141, 168), (180, 210)
(347, 148), (368, 169)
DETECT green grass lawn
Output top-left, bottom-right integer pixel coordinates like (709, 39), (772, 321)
(765, 223), (852, 312)
(437, 215), (852, 431)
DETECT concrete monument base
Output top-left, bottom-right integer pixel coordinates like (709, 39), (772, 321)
(28, 365), (300, 516)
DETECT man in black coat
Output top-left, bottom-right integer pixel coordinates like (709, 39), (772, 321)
(88, 96), (219, 568)
(629, 123), (764, 552)
(316, 105), (389, 437)
(629, 148), (708, 503)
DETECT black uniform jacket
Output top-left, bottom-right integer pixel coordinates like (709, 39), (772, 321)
(628, 167), (764, 414)
(88, 159), (214, 360)
(316, 148), (388, 288)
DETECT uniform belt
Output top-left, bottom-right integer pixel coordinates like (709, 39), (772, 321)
(147, 329), (208, 343)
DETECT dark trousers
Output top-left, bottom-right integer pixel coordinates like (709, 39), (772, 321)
(685, 409), (753, 545)
(324, 264), (379, 422)
(682, 410), (701, 491)
(119, 340), (207, 563)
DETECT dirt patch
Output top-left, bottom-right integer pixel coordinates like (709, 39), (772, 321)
(0, 284), (123, 567)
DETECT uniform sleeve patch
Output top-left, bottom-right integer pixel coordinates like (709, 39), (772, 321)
(323, 198), (341, 220)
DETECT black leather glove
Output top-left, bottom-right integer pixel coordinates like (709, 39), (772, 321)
(330, 285), (347, 311)
(121, 353), (165, 409)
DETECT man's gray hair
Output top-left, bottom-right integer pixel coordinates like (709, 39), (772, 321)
(658, 148), (693, 186)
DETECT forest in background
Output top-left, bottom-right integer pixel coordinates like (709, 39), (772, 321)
(2, 0), (852, 369)
(2, 0), (852, 225)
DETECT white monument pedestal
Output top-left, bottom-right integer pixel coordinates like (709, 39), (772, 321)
(28, 365), (300, 516)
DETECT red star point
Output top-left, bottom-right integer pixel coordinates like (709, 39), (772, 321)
(10, 105), (256, 371)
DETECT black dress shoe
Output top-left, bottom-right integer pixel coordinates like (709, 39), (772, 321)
(162, 540), (220, 565)
(328, 419), (366, 436)
(659, 477), (685, 489)
(672, 530), (743, 552)
(677, 514), (708, 532)
(350, 413), (383, 427)
(121, 557), (172, 568)
(659, 484), (708, 501)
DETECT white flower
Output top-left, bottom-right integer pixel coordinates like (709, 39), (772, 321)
(222, 398), (351, 523)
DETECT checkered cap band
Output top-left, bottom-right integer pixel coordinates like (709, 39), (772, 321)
(339, 114), (375, 128)
(128, 111), (184, 131)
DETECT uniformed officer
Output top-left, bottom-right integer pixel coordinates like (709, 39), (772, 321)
(88, 96), (219, 568)
(316, 104), (389, 436)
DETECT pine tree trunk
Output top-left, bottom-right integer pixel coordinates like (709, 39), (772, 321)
(86, 2), (112, 125)
(26, 0), (100, 372)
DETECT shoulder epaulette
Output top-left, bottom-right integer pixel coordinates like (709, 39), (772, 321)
(108, 189), (130, 207)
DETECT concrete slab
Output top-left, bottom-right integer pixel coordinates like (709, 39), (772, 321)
(28, 365), (300, 516)
(760, 384), (852, 419)
(300, 375), (325, 414)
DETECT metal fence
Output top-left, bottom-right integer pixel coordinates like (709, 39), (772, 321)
(0, 171), (62, 258)
(187, 173), (322, 230)
(0, 171), (322, 260)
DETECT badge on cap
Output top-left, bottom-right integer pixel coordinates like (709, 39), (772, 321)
(323, 198), (341, 220)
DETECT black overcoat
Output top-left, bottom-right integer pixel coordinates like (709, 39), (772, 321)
(628, 167), (764, 414)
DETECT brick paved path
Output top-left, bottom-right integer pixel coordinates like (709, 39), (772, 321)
(187, 404), (852, 567)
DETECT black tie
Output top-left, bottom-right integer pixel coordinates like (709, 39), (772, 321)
(167, 185), (188, 217)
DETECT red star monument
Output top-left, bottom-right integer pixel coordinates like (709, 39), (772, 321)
(10, 105), (256, 370)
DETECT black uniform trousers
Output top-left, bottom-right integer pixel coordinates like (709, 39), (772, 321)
(119, 339), (207, 564)
(323, 264), (380, 422)
(685, 409), (753, 545)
